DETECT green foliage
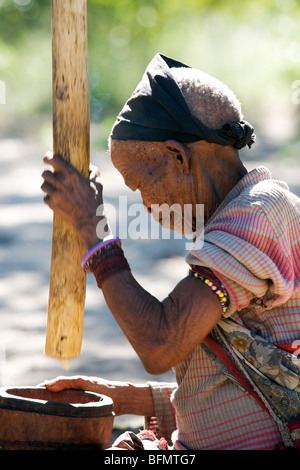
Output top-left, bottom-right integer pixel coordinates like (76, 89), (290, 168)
(0, 0), (299, 141)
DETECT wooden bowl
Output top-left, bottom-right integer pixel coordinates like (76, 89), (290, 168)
(0, 386), (114, 450)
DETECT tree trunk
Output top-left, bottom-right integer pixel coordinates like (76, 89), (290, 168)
(45, 0), (90, 362)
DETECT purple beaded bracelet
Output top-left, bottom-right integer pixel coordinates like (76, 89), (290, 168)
(81, 236), (121, 271)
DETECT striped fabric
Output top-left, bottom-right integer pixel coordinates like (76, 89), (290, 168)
(148, 167), (300, 450)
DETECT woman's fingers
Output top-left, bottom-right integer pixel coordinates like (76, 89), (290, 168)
(42, 154), (70, 199)
(41, 171), (65, 210)
(41, 169), (67, 194)
(89, 164), (103, 197)
(89, 163), (100, 179)
(41, 154), (80, 204)
(43, 152), (72, 173)
(41, 177), (56, 193)
(39, 375), (108, 395)
(43, 153), (101, 193)
(40, 376), (84, 392)
(41, 152), (105, 247)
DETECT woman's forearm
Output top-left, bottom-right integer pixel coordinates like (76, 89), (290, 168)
(114, 382), (155, 417)
(43, 376), (155, 417)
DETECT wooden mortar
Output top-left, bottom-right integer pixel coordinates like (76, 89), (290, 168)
(0, 386), (114, 450)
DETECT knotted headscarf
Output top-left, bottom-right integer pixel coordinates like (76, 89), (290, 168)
(110, 53), (256, 150)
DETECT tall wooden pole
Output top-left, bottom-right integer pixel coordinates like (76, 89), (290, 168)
(45, 0), (90, 362)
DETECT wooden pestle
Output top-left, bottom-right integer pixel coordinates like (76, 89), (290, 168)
(45, 0), (90, 362)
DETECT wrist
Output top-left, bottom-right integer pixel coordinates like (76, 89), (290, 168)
(81, 236), (123, 272)
(112, 383), (154, 417)
(80, 233), (101, 251)
(77, 216), (111, 250)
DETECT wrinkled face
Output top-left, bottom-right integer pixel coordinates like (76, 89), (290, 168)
(110, 139), (196, 234)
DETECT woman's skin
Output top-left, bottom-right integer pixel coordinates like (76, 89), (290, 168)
(41, 375), (155, 417)
(41, 139), (247, 416)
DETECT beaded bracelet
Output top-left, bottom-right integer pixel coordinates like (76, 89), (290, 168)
(91, 244), (131, 288)
(81, 236), (122, 271)
(190, 268), (229, 314)
(82, 238), (131, 287)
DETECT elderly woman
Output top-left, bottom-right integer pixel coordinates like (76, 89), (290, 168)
(41, 54), (300, 450)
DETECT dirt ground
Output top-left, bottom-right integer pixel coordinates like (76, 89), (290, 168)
(0, 126), (299, 434)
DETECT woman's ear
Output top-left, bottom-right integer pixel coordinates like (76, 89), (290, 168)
(163, 140), (191, 173)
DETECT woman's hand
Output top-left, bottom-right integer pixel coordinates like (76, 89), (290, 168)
(41, 152), (111, 249)
(39, 375), (155, 417)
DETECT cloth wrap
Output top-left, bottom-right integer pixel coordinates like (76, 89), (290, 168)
(202, 318), (300, 449)
(110, 53), (256, 149)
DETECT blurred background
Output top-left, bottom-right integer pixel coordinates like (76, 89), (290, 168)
(0, 0), (299, 433)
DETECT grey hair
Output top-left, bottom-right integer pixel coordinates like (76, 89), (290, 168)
(171, 67), (243, 130)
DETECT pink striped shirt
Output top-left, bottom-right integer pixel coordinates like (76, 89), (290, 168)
(148, 167), (300, 450)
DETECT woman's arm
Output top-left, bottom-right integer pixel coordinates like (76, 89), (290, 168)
(101, 270), (222, 375)
(42, 376), (155, 417)
(41, 154), (223, 374)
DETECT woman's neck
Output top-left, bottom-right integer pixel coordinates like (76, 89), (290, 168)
(189, 141), (247, 223)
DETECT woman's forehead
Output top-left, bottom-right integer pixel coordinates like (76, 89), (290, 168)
(111, 140), (161, 170)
